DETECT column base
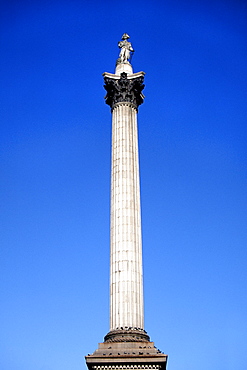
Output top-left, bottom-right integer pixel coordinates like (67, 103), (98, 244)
(85, 330), (168, 370)
(104, 328), (150, 343)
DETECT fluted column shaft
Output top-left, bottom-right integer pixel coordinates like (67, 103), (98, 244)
(103, 71), (145, 334)
(110, 102), (143, 330)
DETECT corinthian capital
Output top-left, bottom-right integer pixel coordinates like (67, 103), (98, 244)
(104, 72), (145, 109)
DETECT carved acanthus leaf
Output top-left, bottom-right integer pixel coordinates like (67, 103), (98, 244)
(104, 72), (145, 108)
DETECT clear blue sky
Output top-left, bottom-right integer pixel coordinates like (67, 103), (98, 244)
(1, 1), (246, 369)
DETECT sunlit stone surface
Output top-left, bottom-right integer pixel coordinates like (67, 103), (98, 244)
(110, 100), (143, 330)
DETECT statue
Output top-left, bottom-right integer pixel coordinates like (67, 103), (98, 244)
(117, 33), (134, 64)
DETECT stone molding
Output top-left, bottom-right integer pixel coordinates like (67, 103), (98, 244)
(104, 329), (150, 343)
(112, 101), (137, 110)
(104, 72), (145, 109)
(92, 366), (161, 370)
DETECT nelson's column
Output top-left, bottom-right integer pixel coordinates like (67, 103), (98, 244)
(85, 34), (168, 370)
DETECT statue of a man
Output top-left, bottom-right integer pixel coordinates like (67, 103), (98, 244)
(118, 33), (134, 63)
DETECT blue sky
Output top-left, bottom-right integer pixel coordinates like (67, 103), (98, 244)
(1, 1), (247, 369)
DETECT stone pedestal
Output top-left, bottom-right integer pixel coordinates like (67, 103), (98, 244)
(115, 61), (133, 75)
(86, 338), (167, 370)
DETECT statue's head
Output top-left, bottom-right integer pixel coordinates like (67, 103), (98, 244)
(122, 33), (130, 40)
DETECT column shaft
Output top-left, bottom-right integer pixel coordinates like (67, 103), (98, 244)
(110, 102), (144, 330)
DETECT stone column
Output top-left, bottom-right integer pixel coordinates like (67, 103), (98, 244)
(103, 70), (147, 339)
(110, 101), (143, 330)
(85, 36), (167, 370)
